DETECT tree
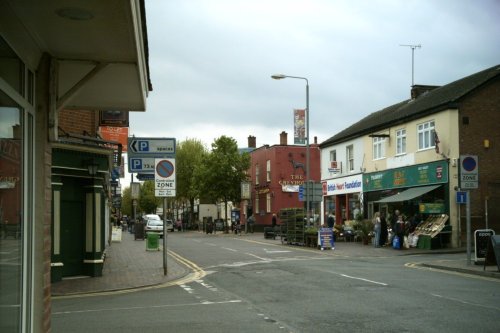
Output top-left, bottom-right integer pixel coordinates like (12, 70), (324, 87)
(139, 180), (161, 214)
(121, 186), (132, 217)
(202, 136), (250, 229)
(176, 139), (207, 225)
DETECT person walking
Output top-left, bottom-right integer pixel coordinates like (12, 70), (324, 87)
(393, 214), (406, 250)
(379, 212), (388, 247)
(327, 213), (335, 228)
(372, 212), (381, 248)
(247, 215), (255, 233)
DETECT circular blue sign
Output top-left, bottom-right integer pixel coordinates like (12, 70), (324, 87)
(462, 156), (477, 172)
(156, 160), (174, 178)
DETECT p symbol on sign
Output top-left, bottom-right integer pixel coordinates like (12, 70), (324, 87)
(132, 159), (142, 170)
(138, 141), (149, 152)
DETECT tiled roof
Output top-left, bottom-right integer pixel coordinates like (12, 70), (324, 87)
(319, 64), (500, 147)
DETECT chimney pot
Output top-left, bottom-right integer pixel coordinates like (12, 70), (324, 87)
(280, 131), (288, 145)
(248, 135), (256, 148)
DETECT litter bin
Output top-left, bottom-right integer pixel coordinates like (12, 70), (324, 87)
(146, 232), (160, 251)
(134, 222), (145, 240)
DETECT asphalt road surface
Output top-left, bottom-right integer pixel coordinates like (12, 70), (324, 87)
(52, 232), (500, 333)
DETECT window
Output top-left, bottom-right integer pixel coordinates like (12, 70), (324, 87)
(255, 195), (259, 214)
(396, 129), (406, 155)
(266, 160), (271, 182)
(346, 145), (354, 171)
(372, 137), (385, 160)
(255, 164), (259, 185)
(266, 193), (271, 213)
(418, 120), (435, 150)
(329, 150), (337, 162)
(0, 36), (35, 332)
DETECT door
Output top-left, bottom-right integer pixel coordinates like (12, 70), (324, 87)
(60, 178), (85, 277)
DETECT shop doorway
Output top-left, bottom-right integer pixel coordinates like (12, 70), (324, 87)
(60, 179), (85, 277)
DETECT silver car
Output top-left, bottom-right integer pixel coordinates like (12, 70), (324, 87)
(143, 214), (164, 237)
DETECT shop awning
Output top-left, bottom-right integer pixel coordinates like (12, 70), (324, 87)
(375, 185), (440, 203)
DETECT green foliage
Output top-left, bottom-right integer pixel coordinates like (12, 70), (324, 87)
(202, 135), (250, 204)
(139, 181), (161, 214)
(121, 186), (132, 216)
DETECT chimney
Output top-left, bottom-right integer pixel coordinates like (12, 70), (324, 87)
(280, 131), (287, 145)
(314, 136), (317, 144)
(248, 135), (256, 148)
(411, 85), (440, 99)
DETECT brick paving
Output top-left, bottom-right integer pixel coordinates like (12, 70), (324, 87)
(51, 229), (500, 297)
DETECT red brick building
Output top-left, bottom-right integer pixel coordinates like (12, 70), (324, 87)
(241, 132), (321, 228)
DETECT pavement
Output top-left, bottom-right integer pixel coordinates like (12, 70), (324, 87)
(51, 229), (500, 297)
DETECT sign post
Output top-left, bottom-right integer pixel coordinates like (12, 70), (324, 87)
(460, 155), (478, 265)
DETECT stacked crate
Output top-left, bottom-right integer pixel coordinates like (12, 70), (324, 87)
(279, 208), (305, 246)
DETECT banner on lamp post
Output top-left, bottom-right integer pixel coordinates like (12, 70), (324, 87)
(294, 109), (306, 145)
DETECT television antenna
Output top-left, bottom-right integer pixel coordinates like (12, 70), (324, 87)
(400, 44), (421, 86)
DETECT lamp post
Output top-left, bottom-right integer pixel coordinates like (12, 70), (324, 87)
(271, 74), (311, 224)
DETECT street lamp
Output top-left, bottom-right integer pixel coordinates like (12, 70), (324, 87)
(271, 74), (311, 225)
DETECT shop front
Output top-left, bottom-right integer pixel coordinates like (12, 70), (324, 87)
(363, 160), (451, 248)
(322, 174), (363, 225)
(363, 160), (449, 216)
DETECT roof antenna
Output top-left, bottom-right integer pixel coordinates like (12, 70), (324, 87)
(400, 44), (421, 86)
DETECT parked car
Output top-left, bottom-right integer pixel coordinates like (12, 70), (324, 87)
(165, 219), (174, 232)
(143, 214), (163, 237)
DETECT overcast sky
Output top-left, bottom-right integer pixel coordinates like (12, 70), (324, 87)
(126, 0), (499, 181)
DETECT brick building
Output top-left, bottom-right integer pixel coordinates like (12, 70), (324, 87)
(241, 132), (321, 228)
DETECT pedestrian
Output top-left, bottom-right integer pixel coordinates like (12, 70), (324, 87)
(372, 212), (381, 247)
(327, 213), (335, 228)
(379, 212), (388, 247)
(247, 215), (255, 233)
(393, 214), (406, 250)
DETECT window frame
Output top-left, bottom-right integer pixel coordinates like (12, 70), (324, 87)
(372, 137), (385, 160)
(346, 145), (354, 172)
(417, 120), (436, 150)
(396, 129), (407, 155)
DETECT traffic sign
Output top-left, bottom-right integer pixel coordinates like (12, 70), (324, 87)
(460, 155), (478, 189)
(128, 137), (175, 154)
(155, 158), (176, 197)
(128, 154), (173, 173)
(456, 191), (467, 204)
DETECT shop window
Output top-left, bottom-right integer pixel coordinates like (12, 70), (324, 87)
(396, 129), (406, 155)
(266, 193), (271, 213)
(0, 35), (35, 332)
(418, 120), (435, 150)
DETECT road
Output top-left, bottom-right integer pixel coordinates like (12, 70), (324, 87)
(52, 232), (500, 333)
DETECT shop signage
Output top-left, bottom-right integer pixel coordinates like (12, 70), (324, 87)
(474, 229), (495, 263)
(419, 203), (445, 214)
(363, 160), (448, 192)
(318, 228), (334, 250)
(99, 126), (129, 152)
(324, 174), (363, 196)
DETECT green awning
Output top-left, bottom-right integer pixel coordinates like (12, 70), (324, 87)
(375, 185), (441, 203)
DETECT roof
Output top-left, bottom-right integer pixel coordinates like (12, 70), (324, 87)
(320, 64), (500, 147)
(1, 0), (151, 111)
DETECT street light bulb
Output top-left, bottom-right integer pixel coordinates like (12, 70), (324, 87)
(271, 74), (286, 80)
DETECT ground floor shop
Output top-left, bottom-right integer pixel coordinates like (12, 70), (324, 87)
(51, 146), (112, 282)
(322, 174), (363, 225)
(363, 160), (453, 248)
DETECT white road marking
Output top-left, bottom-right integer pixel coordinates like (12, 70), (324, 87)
(339, 274), (388, 286)
(431, 293), (500, 311)
(222, 247), (237, 252)
(52, 300), (243, 315)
